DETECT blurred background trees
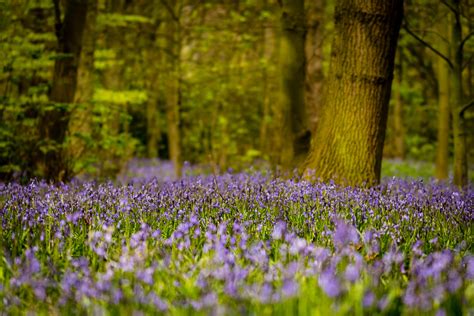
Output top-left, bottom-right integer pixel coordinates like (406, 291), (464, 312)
(0, 0), (472, 185)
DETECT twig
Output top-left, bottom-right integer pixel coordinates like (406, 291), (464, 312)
(460, 31), (474, 50)
(460, 100), (474, 118)
(463, 54), (473, 70)
(403, 21), (454, 69)
(440, 0), (458, 17)
(159, 0), (180, 24)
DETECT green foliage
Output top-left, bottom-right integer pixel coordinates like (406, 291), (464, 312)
(93, 89), (147, 105)
(0, 0), (471, 182)
(405, 135), (436, 162)
(98, 13), (153, 27)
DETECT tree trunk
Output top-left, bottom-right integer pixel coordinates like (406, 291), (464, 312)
(165, 8), (182, 178)
(435, 19), (450, 180)
(304, 0), (325, 136)
(146, 92), (160, 159)
(259, 14), (276, 158)
(69, 0), (97, 171)
(450, 0), (467, 187)
(40, 0), (88, 181)
(145, 26), (162, 159)
(276, 0), (308, 170)
(393, 51), (405, 159)
(304, 0), (403, 186)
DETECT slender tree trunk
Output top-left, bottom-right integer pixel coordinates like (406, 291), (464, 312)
(145, 26), (162, 159)
(69, 0), (97, 170)
(40, 0), (88, 181)
(146, 92), (160, 158)
(304, 0), (325, 136)
(259, 17), (275, 157)
(393, 51), (405, 159)
(304, 0), (404, 186)
(435, 19), (450, 180)
(165, 10), (182, 178)
(450, 0), (467, 187)
(276, 0), (308, 170)
(97, 0), (130, 178)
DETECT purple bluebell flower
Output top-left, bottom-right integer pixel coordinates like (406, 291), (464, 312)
(271, 221), (286, 240)
(344, 264), (360, 282)
(333, 220), (359, 247)
(363, 290), (375, 307)
(318, 269), (342, 298)
(281, 278), (298, 298)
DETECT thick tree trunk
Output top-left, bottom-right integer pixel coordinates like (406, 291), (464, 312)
(165, 11), (182, 178)
(304, 0), (403, 186)
(276, 0), (308, 169)
(435, 20), (450, 180)
(450, 0), (467, 187)
(40, 0), (88, 181)
(304, 0), (325, 136)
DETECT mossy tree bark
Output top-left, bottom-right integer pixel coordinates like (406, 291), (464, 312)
(40, 0), (88, 181)
(304, 0), (404, 186)
(276, 0), (309, 170)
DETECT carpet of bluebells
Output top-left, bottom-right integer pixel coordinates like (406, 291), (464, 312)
(0, 161), (473, 315)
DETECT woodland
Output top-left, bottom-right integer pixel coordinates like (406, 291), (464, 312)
(0, 0), (473, 315)
(0, 0), (472, 185)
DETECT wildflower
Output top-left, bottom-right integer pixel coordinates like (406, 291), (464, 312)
(319, 269), (342, 298)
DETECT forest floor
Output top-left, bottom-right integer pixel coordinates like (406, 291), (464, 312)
(0, 159), (473, 315)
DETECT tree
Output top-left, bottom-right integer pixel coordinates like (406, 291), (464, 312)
(393, 51), (406, 159)
(304, 0), (325, 136)
(39, 0), (88, 181)
(163, 0), (183, 178)
(68, 0), (98, 174)
(276, 0), (309, 169)
(449, 0), (469, 187)
(304, 0), (404, 186)
(435, 16), (450, 180)
(404, 0), (472, 187)
(259, 3), (277, 159)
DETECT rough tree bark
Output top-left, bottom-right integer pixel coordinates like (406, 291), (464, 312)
(40, 0), (88, 181)
(304, 0), (404, 186)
